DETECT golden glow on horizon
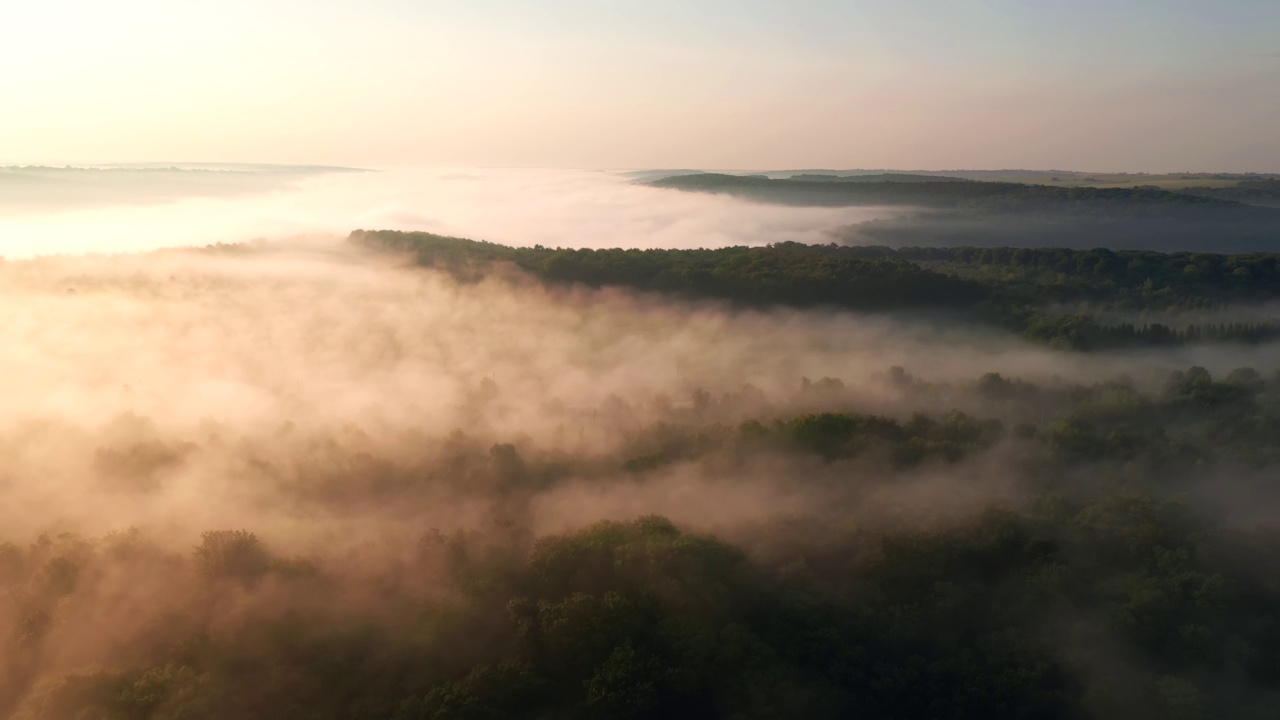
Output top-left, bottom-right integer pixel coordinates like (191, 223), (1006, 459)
(1, 0), (1277, 171)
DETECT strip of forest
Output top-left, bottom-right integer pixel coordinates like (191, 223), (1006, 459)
(351, 230), (1280, 351)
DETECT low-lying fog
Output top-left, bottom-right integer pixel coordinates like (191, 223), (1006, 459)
(4, 240), (1278, 543)
(5, 164), (1279, 547)
(0, 166), (904, 258)
(5, 169), (1280, 718)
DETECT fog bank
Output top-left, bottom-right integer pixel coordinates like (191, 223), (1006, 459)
(0, 167), (901, 258)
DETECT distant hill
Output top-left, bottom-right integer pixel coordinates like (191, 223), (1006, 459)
(649, 172), (1257, 215)
(1175, 179), (1280, 208)
(708, 168), (1280, 189)
(648, 173), (1280, 253)
(788, 173), (969, 183)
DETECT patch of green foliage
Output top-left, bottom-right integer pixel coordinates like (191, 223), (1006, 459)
(353, 231), (1280, 350)
(8, 366), (1280, 718)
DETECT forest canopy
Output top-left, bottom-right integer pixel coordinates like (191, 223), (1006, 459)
(6, 227), (1280, 719)
(352, 230), (1280, 350)
(8, 358), (1280, 719)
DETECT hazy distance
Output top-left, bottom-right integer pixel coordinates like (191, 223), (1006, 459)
(3, 0), (1278, 171)
(4, 2), (1280, 717)
(0, 166), (905, 257)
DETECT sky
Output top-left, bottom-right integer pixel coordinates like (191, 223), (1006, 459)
(2, 0), (1278, 171)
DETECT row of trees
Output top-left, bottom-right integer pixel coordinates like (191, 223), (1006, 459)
(883, 245), (1280, 307)
(7, 365), (1280, 717)
(350, 232), (1280, 349)
(350, 231), (986, 311)
(1023, 316), (1280, 350)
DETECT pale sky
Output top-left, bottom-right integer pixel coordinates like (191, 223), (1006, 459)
(2, 0), (1278, 171)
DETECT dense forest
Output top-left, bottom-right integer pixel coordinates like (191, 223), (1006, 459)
(351, 230), (1280, 350)
(7, 231), (1280, 719)
(648, 174), (1280, 252)
(7, 360), (1280, 719)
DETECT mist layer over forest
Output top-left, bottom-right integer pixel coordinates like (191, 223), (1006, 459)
(2, 235), (1280, 718)
(651, 173), (1280, 252)
(0, 167), (897, 258)
(5, 168), (1280, 718)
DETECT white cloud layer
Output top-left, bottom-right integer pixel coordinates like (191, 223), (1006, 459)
(0, 168), (898, 257)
